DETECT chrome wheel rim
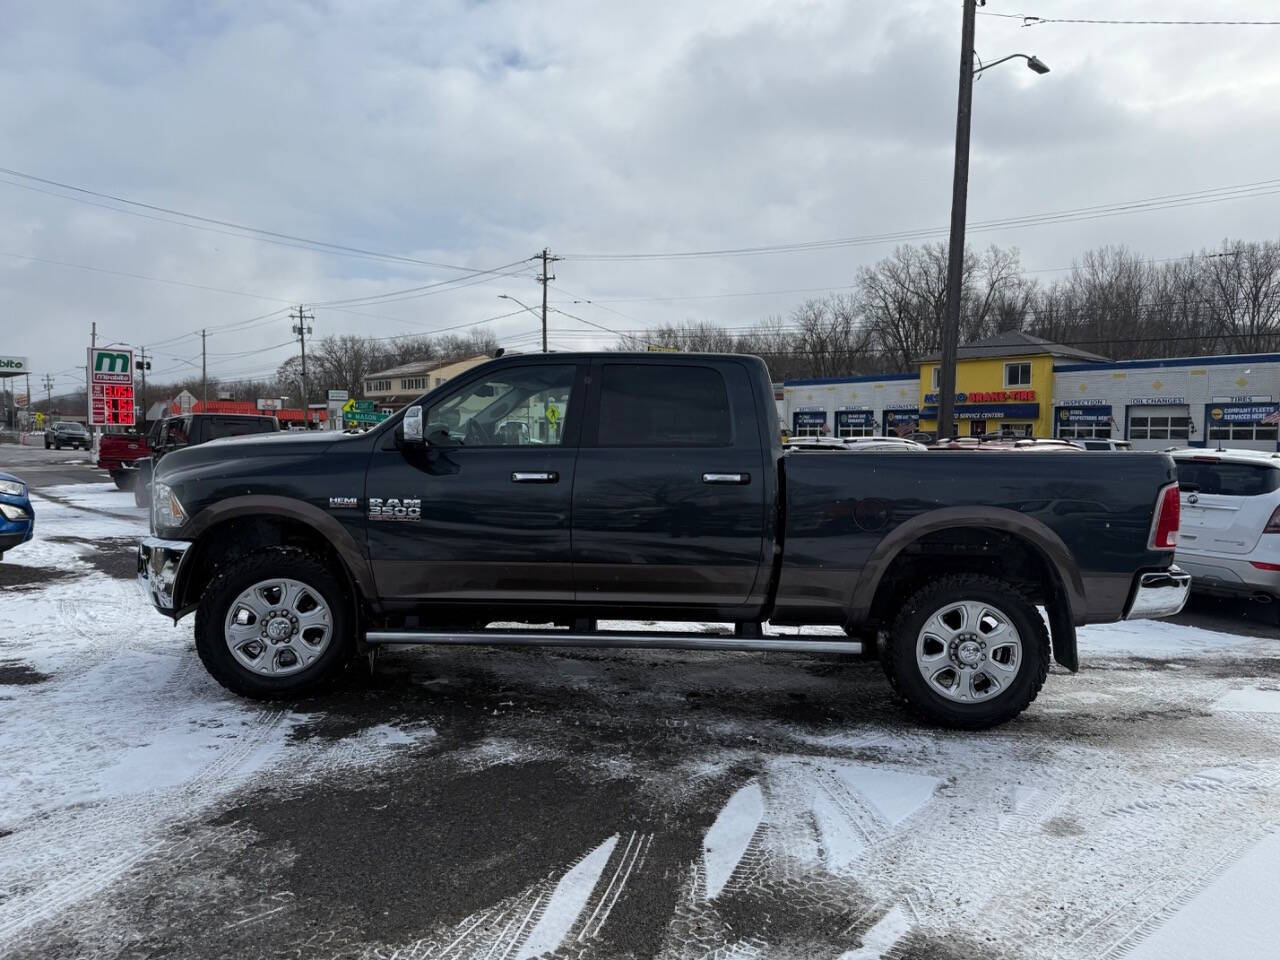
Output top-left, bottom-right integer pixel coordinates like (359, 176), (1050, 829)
(915, 599), (1022, 703)
(224, 578), (333, 677)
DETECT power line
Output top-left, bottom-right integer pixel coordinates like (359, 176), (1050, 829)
(560, 177), (1280, 261)
(0, 164), (533, 276)
(980, 12), (1280, 27)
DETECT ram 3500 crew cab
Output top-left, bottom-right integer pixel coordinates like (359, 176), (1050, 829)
(138, 353), (1189, 727)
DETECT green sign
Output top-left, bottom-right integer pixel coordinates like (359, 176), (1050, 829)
(354, 400), (375, 412)
(345, 410), (388, 424)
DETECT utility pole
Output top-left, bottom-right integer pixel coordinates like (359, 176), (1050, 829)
(135, 347), (151, 429)
(536, 248), (560, 354)
(936, 0), (979, 440)
(87, 320), (96, 448)
(291, 306), (314, 422)
(42, 373), (54, 411)
(201, 329), (207, 407)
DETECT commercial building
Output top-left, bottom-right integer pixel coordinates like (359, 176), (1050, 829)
(362, 355), (491, 411)
(781, 331), (1280, 451)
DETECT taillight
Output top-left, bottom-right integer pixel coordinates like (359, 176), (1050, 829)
(1265, 506), (1280, 534)
(1149, 483), (1180, 550)
(1250, 561), (1280, 572)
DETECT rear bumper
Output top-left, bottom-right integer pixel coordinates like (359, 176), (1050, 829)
(1124, 565), (1192, 620)
(1176, 554), (1280, 600)
(137, 537), (192, 615)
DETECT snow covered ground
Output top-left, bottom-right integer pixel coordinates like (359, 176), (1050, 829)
(2, 481), (1279, 960)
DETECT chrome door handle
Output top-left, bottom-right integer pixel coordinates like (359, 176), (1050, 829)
(511, 471), (558, 483)
(702, 472), (750, 484)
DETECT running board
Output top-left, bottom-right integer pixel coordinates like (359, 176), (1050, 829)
(364, 629), (863, 656)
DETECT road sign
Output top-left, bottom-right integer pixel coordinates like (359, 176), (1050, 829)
(344, 410), (389, 424)
(328, 389), (349, 402)
(88, 347), (135, 426)
(546, 405), (560, 425)
(354, 400), (375, 412)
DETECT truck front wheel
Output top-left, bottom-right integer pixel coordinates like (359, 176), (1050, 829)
(882, 574), (1050, 729)
(195, 546), (355, 699)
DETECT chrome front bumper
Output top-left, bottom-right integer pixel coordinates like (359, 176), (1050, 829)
(137, 537), (192, 614)
(1124, 565), (1192, 621)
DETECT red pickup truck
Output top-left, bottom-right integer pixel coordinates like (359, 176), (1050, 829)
(98, 420), (161, 489)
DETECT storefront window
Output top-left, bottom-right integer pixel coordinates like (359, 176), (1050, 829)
(1058, 424), (1113, 440)
(999, 423), (1034, 438)
(836, 410), (875, 438)
(970, 420), (987, 437)
(793, 411), (827, 438)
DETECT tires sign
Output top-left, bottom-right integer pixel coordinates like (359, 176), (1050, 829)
(88, 347), (135, 426)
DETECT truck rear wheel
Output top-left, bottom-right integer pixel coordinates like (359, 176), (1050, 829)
(194, 546), (355, 699)
(110, 470), (134, 491)
(882, 574), (1049, 729)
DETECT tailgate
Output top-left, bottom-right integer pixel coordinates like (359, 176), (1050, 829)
(1175, 458), (1280, 556)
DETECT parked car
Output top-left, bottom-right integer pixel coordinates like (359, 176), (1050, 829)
(1077, 439), (1133, 451)
(44, 421), (90, 451)
(785, 435), (927, 452)
(1171, 449), (1280, 617)
(133, 414), (280, 507)
(0, 471), (34, 560)
(138, 352), (1189, 729)
(929, 437), (1085, 452)
(98, 420), (163, 490)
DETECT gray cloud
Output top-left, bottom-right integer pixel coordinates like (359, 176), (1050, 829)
(3, 0), (1280, 390)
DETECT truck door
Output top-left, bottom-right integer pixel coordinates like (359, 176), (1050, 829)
(571, 359), (768, 608)
(364, 361), (584, 602)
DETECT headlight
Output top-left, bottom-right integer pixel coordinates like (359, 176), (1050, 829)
(152, 481), (188, 530)
(0, 503), (30, 521)
(0, 480), (24, 497)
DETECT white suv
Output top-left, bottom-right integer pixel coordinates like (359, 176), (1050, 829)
(1170, 449), (1280, 611)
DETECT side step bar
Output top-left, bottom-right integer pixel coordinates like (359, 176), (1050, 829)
(364, 629), (863, 656)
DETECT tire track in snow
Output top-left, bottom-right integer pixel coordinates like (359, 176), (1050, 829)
(0, 708), (287, 948)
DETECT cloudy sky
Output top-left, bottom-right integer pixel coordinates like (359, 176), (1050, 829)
(3, 0), (1280, 394)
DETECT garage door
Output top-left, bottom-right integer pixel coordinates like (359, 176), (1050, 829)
(1126, 405), (1191, 451)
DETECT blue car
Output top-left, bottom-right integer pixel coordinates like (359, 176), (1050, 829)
(0, 470), (34, 560)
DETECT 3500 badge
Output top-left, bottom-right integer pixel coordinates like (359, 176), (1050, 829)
(368, 497), (421, 521)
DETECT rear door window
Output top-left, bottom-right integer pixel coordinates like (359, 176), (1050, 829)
(206, 417), (270, 440)
(1176, 461), (1280, 497)
(597, 364), (732, 446)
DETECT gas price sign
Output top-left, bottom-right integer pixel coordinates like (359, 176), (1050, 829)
(88, 347), (136, 426)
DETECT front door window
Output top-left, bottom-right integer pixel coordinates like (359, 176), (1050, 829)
(424, 365), (576, 446)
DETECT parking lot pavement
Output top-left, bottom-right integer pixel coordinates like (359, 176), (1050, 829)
(2, 482), (1279, 960)
(0, 441), (101, 489)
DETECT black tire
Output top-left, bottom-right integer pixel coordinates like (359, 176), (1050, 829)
(134, 482), (150, 507)
(44, 440), (50, 449)
(882, 574), (1050, 730)
(195, 546), (355, 699)
(110, 471), (134, 491)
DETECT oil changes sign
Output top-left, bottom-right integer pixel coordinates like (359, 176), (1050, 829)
(88, 347), (135, 426)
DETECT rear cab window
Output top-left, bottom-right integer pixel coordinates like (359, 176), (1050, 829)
(1176, 460), (1280, 497)
(597, 363), (732, 446)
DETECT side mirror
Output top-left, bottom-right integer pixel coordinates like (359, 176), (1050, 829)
(402, 405), (425, 445)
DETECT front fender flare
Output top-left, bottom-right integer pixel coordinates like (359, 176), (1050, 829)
(177, 495), (376, 611)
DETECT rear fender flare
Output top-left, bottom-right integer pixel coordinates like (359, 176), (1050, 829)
(848, 506), (1085, 670)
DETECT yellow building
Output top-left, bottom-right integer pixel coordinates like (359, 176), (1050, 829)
(363, 355), (492, 411)
(917, 331), (1108, 439)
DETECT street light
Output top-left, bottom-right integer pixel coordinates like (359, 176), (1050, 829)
(497, 294), (546, 353)
(935, 0), (1050, 439)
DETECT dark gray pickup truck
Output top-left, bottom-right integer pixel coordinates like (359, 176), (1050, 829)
(138, 352), (1189, 727)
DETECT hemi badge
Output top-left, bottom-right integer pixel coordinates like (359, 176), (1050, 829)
(329, 497), (359, 509)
